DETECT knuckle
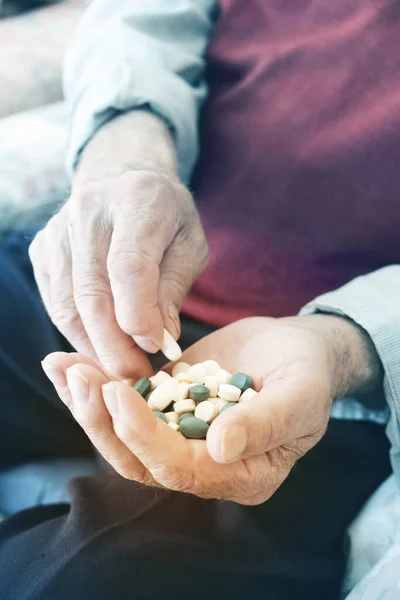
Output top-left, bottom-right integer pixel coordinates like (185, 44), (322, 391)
(50, 304), (81, 331)
(108, 249), (151, 283)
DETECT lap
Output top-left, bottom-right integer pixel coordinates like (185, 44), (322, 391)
(0, 231), (392, 599)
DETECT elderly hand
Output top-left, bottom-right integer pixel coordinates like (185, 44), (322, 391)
(41, 314), (380, 505)
(29, 111), (208, 379)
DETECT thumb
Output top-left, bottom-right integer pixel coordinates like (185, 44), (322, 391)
(206, 377), (328, 464)
(158, 227), (208, 339)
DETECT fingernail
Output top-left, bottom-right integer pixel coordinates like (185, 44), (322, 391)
(167, 302), (181, 339)
(134, 335), (160, 354)
(102, 382), (119, 416)
(41, 360), (67, 388)
(220, 424), (247, 463)
(66, 367), (89, 403)
(161, 328), (182, 361)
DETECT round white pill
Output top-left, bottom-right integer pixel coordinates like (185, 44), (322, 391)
(239, 388), (257, 402)
(215, 370), (232, 386)
(149, 371), (171, 390)
(202, 360), (221, 376)
(174, 399), (196, 416)
(174, 372), (192, 384)
(218, 383), (241, 402)
(188, 363), (206, 384)
(172, 362), (190, 377)
(148, 379), (180, 411)
(164, 411), (179, 424)
(194, 400), (218, 424)
(204, 376), (218, 398)
(173, 382), (190, 402)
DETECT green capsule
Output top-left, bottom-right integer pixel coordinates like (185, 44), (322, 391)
(178, 412), (195, 425)
(230, 373), (252, 393)
(134, 377), (152, 398)
(153, 410), (167, 422)
(189, 384), (210, 402)
(179, 416), (210, 439)
(220, 402), (237, 413)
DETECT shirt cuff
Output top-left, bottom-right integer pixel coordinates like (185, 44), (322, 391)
(299, 266), (400, 481)
(66, 65), (203, 185)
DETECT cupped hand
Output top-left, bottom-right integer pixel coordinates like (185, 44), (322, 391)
(41, 314), (372, 505)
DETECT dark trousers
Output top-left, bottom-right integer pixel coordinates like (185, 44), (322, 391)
(0, 231), (392, 600)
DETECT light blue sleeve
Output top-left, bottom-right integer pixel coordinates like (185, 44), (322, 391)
(63, 0), (218, 184)
(300, 266), (400, 482)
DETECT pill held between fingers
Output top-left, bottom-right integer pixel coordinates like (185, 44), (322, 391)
(179, 417), (210, 439)
(148, 379), (180, 411)
(133, 377), (152, 398)
(172, 362), (190, 377)
(215, 370), (232, 386)
(168, 421), (180, 431)
(218, 383), (241, 402)
(153, 410), (167, 422)
(194, 400), (218, 424)
(189, 384), (210, 402)
(204, 376), (218, 397)
(230, 372), (253, 393)
(239, 388), (257, 402)
(220, 401), (237, 413)
(161, 328), (182, 362)
(149, 371), (171, 390)
(188, 363), (207, 384)
(202, 360), (221, 376)
(174, 399), (196, 416)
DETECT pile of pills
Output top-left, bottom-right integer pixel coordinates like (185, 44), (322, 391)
(133, 359), (257, 439)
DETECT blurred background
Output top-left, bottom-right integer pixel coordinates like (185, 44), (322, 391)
(0, 0), (89, 232)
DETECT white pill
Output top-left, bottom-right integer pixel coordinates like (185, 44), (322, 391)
(194, 400), (218, 424)
(208, 397), (227, 409)
(239, 388), (257, 402)
(174, 372), (192, 384)
(148, 379), (180, 411)
(172, 362), (190, 377)
(168, 421), (180, 431)
(202, 360), (221, 376)
(204, 376), (218, 397)
(164, 411), (179, 424)
(188, 363), (206, 384)
(173, 382), (190, 402)
(215, 369), (232, 386)
(150, 371), (171, 390)
(174, 399), (196, 416)
(218, 383), (241, 402)
(161, 328), (182, 362)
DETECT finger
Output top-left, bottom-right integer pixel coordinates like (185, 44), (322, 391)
(28, 230), (54, 316)
(41, 351), (104, 408)
(158, 222), (208, 340)
(69, 212), (152, 379)
(101, 381), (194, 491)
(65, 364), (154, 483)
(207, 376), (328, 464)
(107, 201), (175, 353)
(44, 217), (98, 360)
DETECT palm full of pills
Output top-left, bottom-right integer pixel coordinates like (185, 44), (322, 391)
(133, 359), (257, 439)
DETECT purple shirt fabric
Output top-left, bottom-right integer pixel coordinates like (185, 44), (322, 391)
(184, 0), (400, 326)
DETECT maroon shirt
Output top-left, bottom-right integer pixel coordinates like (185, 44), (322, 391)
(184, 0), (400, 326)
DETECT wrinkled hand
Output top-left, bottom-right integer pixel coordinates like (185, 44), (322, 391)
(42, 315), (376, 505)
(30, 165), (207, 380)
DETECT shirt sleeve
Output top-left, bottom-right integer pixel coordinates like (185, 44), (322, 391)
(299, 266), (400, 482)
(63, 0), (218, 184)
